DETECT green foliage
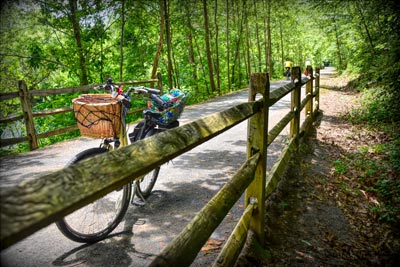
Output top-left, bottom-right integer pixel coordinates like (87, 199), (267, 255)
(1, 0), (399, 155)
(333, 159), (348, 175)
(336, 125), (400, 224)
(345, 83), (400, 124)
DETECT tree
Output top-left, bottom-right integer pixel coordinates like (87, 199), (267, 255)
(164, 0), (173, 89)
(150, 0), (165, 88)
(213, 0), (221, 94)
(119, 0), (126, 82)
(225, 0), (231, 91)
(202, 0), (216, 93)
(264, 0), (273, 77)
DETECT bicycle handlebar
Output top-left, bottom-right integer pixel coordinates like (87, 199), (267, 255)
(127, 86), (161, 95)
(93, 80), (168, 110)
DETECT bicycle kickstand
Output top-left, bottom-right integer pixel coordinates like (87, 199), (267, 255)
(132, 185), (146, 206)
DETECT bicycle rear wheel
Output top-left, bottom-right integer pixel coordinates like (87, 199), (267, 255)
(55, 147), (132, 243)
(134, 125), (160, 199)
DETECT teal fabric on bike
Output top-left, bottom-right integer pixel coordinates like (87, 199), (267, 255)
(147, 89), (186, 124)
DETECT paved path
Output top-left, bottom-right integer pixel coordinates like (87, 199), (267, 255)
(1, 78), (302, 267)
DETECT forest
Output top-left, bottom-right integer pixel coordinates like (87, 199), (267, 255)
(0, 0), (399, 151)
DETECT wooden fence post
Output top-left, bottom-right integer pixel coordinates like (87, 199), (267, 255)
(19, 80), (38, 150)
(315, 67), (320, 113)
(305, 65), (314, 121)
(245, 72), (269, 244)
(290, 67), (301, 148)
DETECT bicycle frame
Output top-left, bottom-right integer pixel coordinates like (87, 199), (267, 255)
(99, 104), (129, 150)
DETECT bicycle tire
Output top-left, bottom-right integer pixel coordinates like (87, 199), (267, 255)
(55, 147), (132, 243)
(134, 126), (160, 199)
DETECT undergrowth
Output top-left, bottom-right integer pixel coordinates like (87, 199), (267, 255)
(340, 77), (400, 226)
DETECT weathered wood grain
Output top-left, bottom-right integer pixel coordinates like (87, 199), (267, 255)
(212, 201), (257, 267)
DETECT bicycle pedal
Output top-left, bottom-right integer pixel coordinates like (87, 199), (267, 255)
(131, 199), (146, 206)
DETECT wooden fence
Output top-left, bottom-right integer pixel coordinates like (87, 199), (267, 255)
(0, 73), (163, 150)
(0, 66), (320, 267)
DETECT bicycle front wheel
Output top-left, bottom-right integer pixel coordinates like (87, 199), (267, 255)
(56, 147), (132, 243)
(135, 127), (160, 199)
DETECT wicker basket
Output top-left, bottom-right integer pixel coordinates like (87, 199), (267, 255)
(72, 94), (122, 138)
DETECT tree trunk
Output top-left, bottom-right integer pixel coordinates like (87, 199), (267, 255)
(164, 0), (173, 89)
(253, 0), (262, 72)
(266, 0), (273, 77)
(226, 0), (231, 91)
(203, 0), (216, 93)
(245, 9), (251, 80)
(194, 35), (210, 95)
(332, 16), (343, 70)
(231, 1), (245, 87)
(68, 0), (88, 85)
(150, 0), (165, 88)
(184, 3), (197, 81)
(214, 0), (221, 95)
(279, 20), (284, 74)
(119, 0), (125, 82)
(355, 1), (375, 55)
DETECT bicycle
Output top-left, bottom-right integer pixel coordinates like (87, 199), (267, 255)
(55, 78), (188, 243)
(284, 67), (291, 80)
(284, 58), (293, 80)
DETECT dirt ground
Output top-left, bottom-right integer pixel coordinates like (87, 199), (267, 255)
(237, 72), (400, 266)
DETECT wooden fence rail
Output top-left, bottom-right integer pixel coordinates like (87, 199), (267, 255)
(0, 66), (320, 267)
(0, 73), (163, 150)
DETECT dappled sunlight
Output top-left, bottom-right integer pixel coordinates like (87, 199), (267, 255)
(200, 181), (221, 191)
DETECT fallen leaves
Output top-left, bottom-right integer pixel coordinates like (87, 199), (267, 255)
(294, 249), (314, 260)
(201, 239), (223, 254)
(360, 189), (380, 206)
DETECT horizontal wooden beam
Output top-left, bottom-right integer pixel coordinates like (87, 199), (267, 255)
(36, 125), (78, 139)
(265, 137), (296, 198)
(0, 91), (19, 101)
(0, 136), (29, 147)
(269, 82), (295, 106)
(268, 111), (295, 146)
(32, 106), (73, 117)
(0, 114), (24, 123)
(114, 79), (159, 86)
(30, 85), (93, 96)
(212, 200), (257, 267)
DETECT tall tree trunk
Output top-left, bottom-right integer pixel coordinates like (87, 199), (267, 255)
(266, 0), (273, 77)
(172, 48), (179, 88)
(225, 0), (231, 91)
(68, 0), (88, 85)
(214, 0), (221, 95)
(164, 0), (173, 89)
(150, 0), (165, 88)
(194, 34), (210, 95)
(332, 16), (343, 70)
(184, 3), (197, 81)
(202, 0), (216, 93)
(253, 0), (262, 72)
(355, 1), (375, 55)
(119, 0), (125, 82)
(279, 20), (284, 74)
(245, 8), (251, 79)
(263, 0), (268, 73)
(232, 1), (245, 87)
